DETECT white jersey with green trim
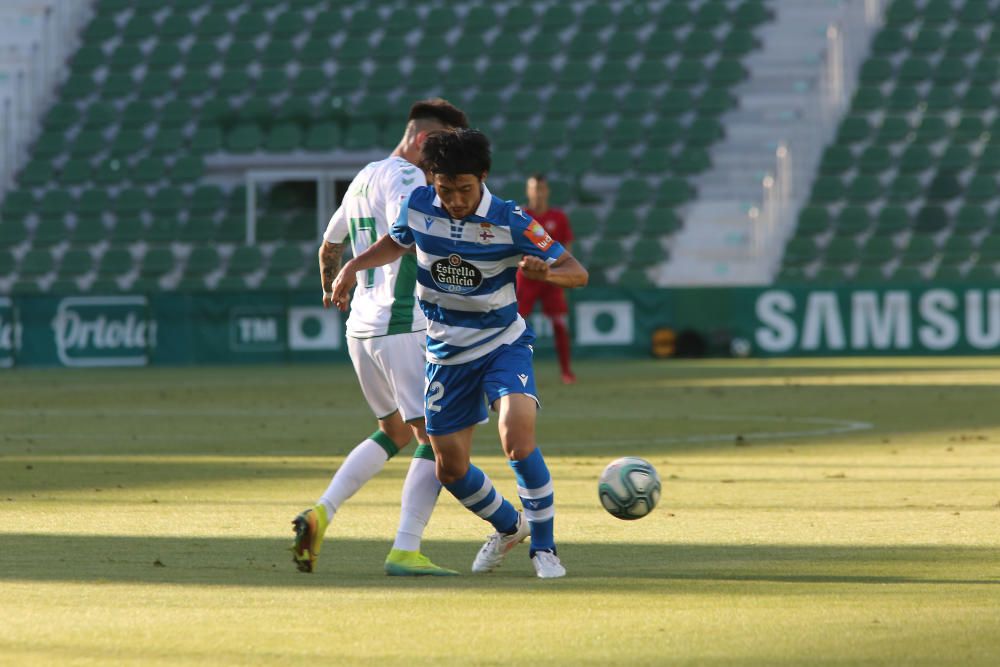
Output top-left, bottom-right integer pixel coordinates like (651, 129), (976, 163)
(323, 156), (426, 339)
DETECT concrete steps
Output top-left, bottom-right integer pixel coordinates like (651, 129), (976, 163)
(0, 1), (93, 193)
(659, 0), (882, 286)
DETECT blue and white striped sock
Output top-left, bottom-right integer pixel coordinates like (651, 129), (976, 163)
(444, 464), (519, 534)
(509, 448), (555, 556)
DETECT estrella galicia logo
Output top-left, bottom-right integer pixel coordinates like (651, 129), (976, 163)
(0, 297), (21, 368)
(51, 296), (156, 367)
(430, 254), (483, 295)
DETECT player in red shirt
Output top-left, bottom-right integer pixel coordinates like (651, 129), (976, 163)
(517, 173), (576, 384)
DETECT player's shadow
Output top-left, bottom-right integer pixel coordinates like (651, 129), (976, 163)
(1, 534), (997, 589)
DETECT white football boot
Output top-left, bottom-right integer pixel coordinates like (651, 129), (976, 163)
(531, 550), (566, 579)
(471, 512), (530, 573)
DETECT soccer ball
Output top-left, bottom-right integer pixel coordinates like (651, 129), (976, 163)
(598, 457), (661, 520)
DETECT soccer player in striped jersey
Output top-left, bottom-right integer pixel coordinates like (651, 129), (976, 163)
(291, 99), (468, 576)
(330, 129), (588, 578)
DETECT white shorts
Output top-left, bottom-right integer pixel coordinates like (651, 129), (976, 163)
(347, 331), (426, 423)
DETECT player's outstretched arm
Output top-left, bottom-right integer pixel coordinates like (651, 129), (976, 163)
(329, 235), (410, 311)
(519, 253), (588, 289)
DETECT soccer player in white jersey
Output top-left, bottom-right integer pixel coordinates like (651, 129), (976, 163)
(291, 99), (469, 576)
(330, 129), (588, 578)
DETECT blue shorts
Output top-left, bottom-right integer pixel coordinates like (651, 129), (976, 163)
(424, 332), (539, 435)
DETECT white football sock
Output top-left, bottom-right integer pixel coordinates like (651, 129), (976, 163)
(392, 457), (441, 552)
(318, 438), (391, 520)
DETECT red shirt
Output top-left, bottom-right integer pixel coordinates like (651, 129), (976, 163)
(525, 208), (573, 247)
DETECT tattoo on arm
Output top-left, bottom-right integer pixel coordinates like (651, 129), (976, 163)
(319, 242), (345, 292)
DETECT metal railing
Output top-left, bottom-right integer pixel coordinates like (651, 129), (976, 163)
(752, 142), (792, 257)
(749, 0), (886, 268)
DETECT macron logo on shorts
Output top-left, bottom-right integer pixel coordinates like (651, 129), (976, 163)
(518, 373), (529, 386)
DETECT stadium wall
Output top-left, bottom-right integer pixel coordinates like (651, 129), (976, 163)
(2, 286), (998, 367)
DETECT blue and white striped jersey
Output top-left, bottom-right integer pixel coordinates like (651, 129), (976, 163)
(390, 184), (565, 365)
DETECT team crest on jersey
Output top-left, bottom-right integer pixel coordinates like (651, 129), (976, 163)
(477, 223), (495, 244)
(524, 221), (554, 251)
(430, 254), (483, 294)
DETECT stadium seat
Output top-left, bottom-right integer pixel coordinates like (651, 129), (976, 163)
(227, 125), (263, 153)
(851, 266), (886, 282)
(940, 234), (975, 262)
(2, 190), (35, 221)
(18, 159), (55, 187)
(0, 249), (17, 277)
(887, 175), (921, 203)
(588, 241), (625, 270)
(31, 131), (67, 160)
(835, 206), (872, 236)
(0, 220), (30, 245)
(11, 277), (44, 294)
(343, 121), (379, 150)
(160, 13), (194, 40)
(954, 205), (990, 234)
(133, 158), (167, 184)
(823, 238), (859, 267)
(875, 206), (911, 236)
(631, 241), (666, 267)
(20, 249), (56, 277)
(40, 190), (74, 219)
(184, 247), (222, 277)
(888, 266), (925, 283)
(0, 0), (773, 293)
(138, 247), (175, 280)
(813, 267), (846, 282)
(58, 249), (94, 277)
(33, 218), (69, 246)
(72, 217), (108, 244)
(266, 244), (308, 279)
(151, 128), (185, 155)
(228, 245), (264, 276)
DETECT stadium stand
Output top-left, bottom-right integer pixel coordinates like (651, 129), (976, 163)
(0, 0), (773, 293)
(780, 0), (1000, 284)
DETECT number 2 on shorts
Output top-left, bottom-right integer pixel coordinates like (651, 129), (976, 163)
(426, 381), (444, 413)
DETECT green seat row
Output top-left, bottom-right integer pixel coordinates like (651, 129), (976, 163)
(84, 1), (769, 45)
(836, 114), (1000, 146)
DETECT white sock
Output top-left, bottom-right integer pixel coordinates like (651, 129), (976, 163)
(318, 438), (392, 519)
(392, 457), (441, 552)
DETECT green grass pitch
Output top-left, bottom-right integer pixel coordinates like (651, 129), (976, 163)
(2, 358), (1000, 665)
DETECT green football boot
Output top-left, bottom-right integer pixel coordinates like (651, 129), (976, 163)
(384, 548), (459, 576)
(290, 504), (330, 573)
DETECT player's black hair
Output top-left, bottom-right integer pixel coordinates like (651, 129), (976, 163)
(528, 172), (547, 182)
(408, 98), (469, 129)
(420, 128), (492, 178)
